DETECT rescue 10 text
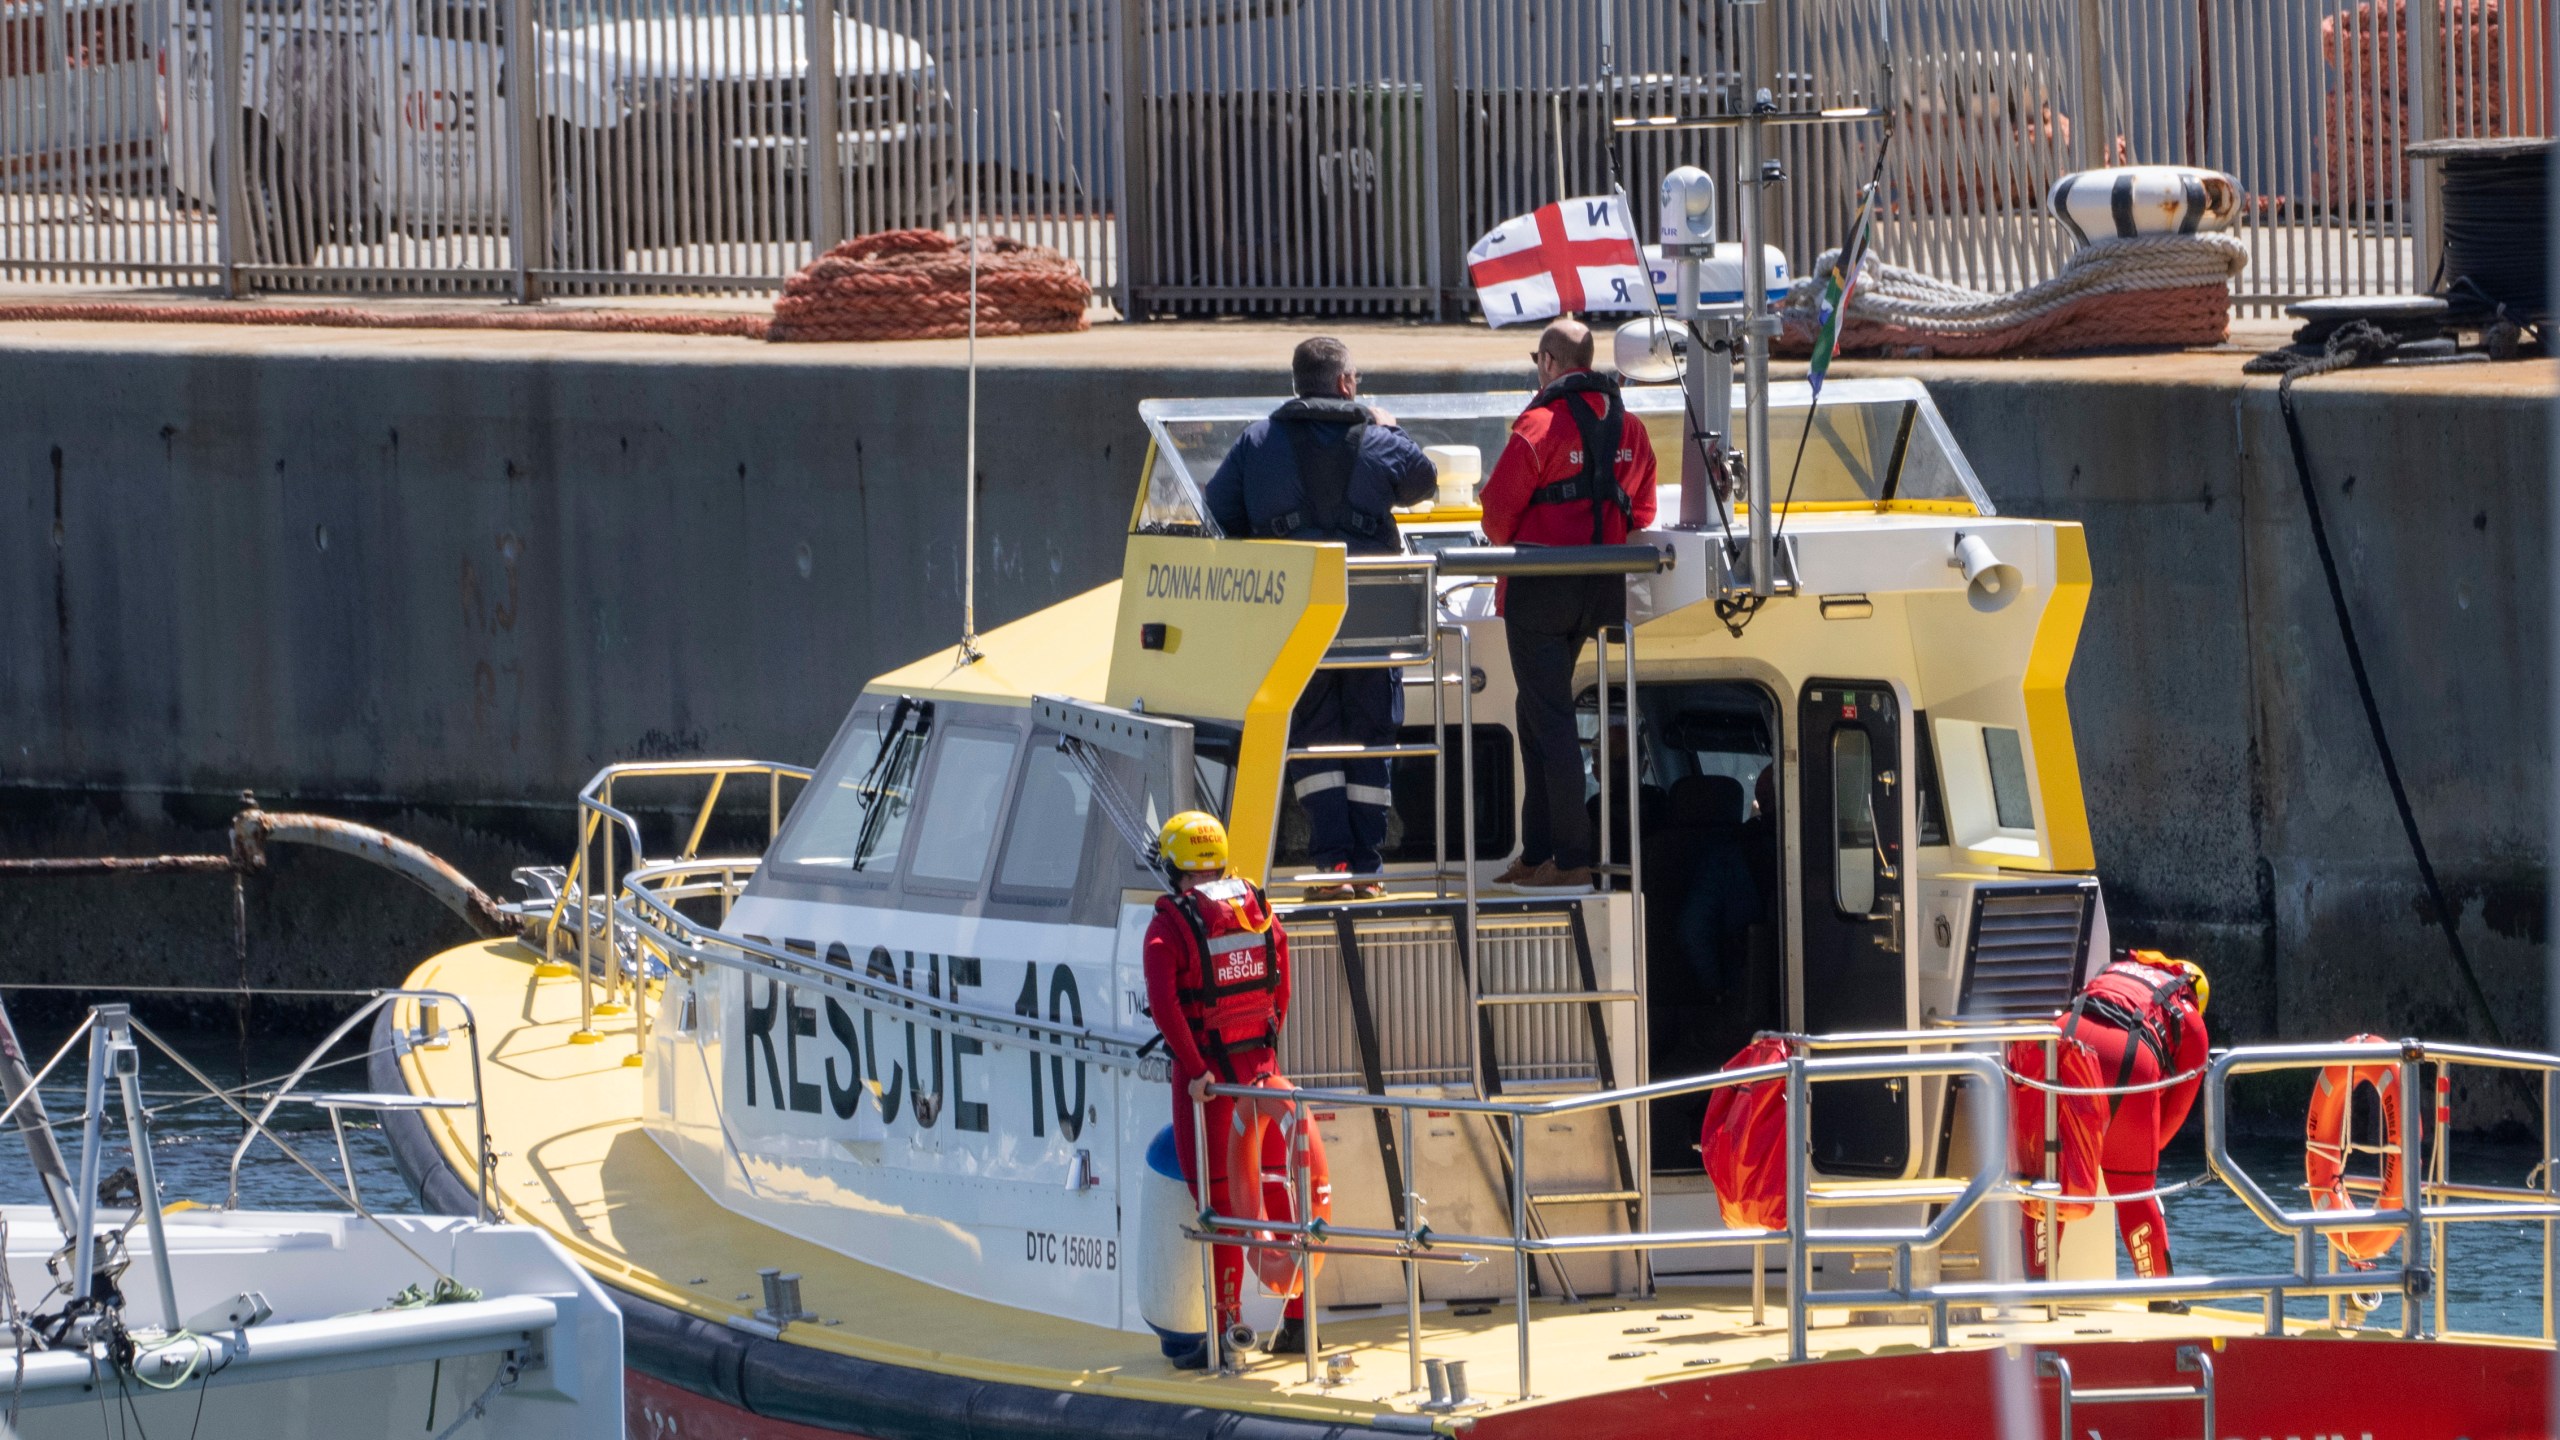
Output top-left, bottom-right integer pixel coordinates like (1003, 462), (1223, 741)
(735, 941), (1091, 1142)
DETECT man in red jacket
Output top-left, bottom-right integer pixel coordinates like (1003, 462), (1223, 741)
(1479, 318), (1659, 890)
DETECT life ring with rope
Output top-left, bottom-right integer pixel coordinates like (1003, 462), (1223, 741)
(2304, 1033), (2406, 1262)
(1218, 1076), (1332, 1295)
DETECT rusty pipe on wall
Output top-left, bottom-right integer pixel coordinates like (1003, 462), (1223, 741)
(231, 810), (512, 939)
(0, 805), (512, 940)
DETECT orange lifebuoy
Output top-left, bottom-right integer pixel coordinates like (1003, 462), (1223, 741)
(2305, 1034), (2405, 1262)
(1218, 1078), (1332, 1296)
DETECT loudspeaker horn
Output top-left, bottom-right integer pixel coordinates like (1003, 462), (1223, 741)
(1951, 532), (2023, 612)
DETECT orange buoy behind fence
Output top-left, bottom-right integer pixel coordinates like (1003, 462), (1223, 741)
(2305, 1033), (2407, 1262)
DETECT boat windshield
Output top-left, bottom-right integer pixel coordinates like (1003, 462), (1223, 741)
(1133, 377), (1992, 534)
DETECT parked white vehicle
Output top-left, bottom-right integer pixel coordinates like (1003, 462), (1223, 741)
(156, 0), (955, 268)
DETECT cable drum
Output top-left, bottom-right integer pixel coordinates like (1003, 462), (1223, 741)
(2411, 137), (2552, 322)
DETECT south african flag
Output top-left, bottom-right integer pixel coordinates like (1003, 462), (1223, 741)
(1807, 182), (1878, 396)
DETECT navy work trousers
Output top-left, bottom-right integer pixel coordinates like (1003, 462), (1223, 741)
(1288, 669), (1402, 872)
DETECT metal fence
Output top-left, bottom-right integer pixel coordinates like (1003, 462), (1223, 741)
(1, 0), (2549, 310)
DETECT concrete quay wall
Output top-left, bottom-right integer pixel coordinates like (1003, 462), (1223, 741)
(0, 323), (2544, 1097)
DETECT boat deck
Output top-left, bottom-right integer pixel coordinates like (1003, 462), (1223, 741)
(395, 939), (2307, 1429)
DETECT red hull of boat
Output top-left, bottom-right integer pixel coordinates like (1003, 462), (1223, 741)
(625, 1334), (2551, 1439)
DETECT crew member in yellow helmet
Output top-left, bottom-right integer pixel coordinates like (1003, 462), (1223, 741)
(1140, 812), (1325, 1361)
(2063, 947), (2210, 1306)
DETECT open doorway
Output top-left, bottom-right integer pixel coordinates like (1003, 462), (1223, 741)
(1612, 680), (1785, 1175)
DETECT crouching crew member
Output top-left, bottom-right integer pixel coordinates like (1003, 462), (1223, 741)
(1205, 337), (1437, 898)
(2070, 948), (2210, 1300)
(1479, 318), (1659, 891)
(1141, 811), (1325, 1362)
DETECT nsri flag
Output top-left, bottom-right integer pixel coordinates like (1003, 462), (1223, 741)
(1467, 195), (1650, 327)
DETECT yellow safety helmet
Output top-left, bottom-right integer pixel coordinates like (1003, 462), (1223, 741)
(1154, 811), (1229, 875)
(2128, 948), (2209, 1013)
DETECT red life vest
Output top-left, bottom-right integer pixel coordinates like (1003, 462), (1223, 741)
(2072, 954), (2200, 1078)
(1159, 877), (1285, 1081)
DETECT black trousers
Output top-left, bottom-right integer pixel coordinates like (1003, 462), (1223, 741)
(1504, 574), (1625, 871)
(1288, 668), (1402, 871)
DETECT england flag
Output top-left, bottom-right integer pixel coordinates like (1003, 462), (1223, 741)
(1467, 194), (1650, 327)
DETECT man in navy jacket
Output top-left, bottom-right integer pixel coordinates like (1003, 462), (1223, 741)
(1205, 338), (1437, 897)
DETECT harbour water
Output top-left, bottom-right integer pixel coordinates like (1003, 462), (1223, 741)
(0, 1016), (2540, 1337)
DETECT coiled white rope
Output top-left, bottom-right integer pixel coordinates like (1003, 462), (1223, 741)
(1787, 232), (2249, 338)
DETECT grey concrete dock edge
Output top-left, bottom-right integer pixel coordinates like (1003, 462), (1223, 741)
(0, 321), (2545, 1126)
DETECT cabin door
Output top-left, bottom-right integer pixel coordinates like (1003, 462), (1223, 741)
(1796, 679), (1910, 1176)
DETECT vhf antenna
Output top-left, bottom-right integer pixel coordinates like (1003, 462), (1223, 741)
(959, 104), (984, 665)
(1614, 0), (1895, 600)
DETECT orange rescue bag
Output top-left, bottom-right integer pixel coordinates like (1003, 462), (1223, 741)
(2006, 1033), (2108, 1222)
(1701, 1037), (1793, 1232)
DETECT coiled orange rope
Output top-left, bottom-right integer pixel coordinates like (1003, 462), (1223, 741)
(768, 229), (1090, 343)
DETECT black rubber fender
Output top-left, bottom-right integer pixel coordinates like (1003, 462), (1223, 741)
(366, 1009), (1371, 1440)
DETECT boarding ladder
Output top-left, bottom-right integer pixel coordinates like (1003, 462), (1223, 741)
(1269, 546), (1667, 1299)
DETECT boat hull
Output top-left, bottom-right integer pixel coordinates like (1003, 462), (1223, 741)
(371, 1007), (2552, 1440)
(617, 1327), (2551, 1440)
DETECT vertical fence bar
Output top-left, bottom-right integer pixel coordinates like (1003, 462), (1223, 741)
(1109, 0), (1144, 316)
(804, 0), (840, 257)
(1427, 0), (1455, 319)
(502, 0), (538, 299)
(212, 0), (243, 293)
(2411, 0), (2444, 286)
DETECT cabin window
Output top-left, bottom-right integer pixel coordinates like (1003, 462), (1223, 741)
(1928, 717), (2042, 860)
(907, 728), (1020, 887)
(995, 740), (1093, 896)
(1983, 726), (2035, 830)
(772, 699), (929, 874)
(1832, 729), (1877, 915)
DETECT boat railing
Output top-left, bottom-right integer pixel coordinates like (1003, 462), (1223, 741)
(1190, 1031), (2560, 1396)
(543, 759), (812, 1048)
(221, 988), (495, 1223)
(0, 997), (495, 1344)
(607, 856), (1161, 1076)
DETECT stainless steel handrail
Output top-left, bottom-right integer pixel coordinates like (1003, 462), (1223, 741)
(1179, 1033), (2560, 1387)
(544, 759), (811, 1043)
(224, 988), (494, 1222)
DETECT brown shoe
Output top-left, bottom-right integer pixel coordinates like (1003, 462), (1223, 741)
(1301, 883), (1358, 902)
(1492, 860), (1540, 887)
(1517, 860), (1594, 893)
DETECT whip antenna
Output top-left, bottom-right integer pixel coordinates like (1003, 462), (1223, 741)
(960, 105), (984, 664)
